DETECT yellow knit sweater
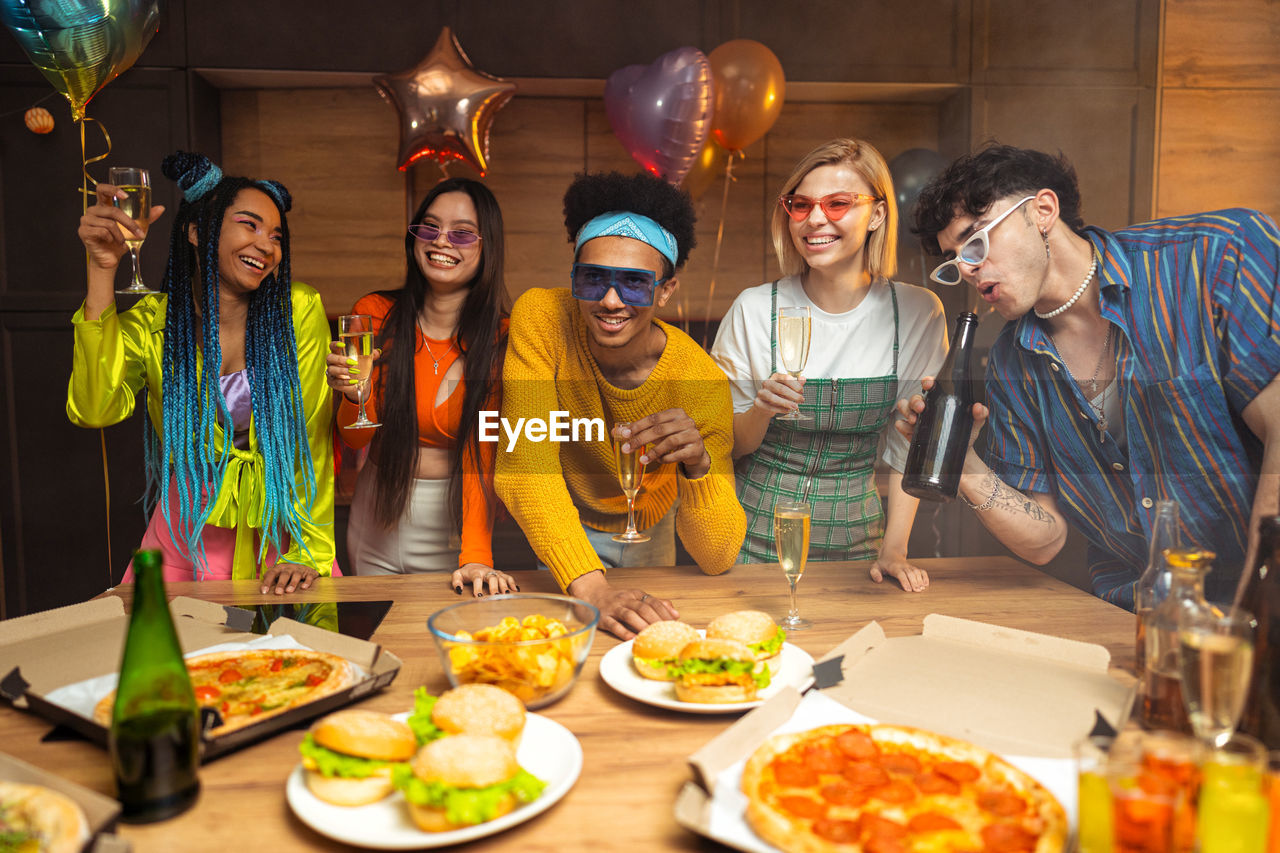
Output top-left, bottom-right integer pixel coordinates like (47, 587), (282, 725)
(494, 288), (745, 590)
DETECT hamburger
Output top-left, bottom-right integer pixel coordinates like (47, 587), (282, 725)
(669, 638), (771, 704)
(393, 734), (546, 832)
(431, 683), (527, 746)
(706, 610), (785, 674)
(631, 620), (700, 681)
(299, 709), (417, 806)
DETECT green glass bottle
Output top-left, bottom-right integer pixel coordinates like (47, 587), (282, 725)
(108, 549), (201, 822)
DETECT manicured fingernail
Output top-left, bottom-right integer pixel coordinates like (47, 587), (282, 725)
(620, 427), (631, 437)
(477, 592), (485, 597)
(514, 585), (520, 591)
(454, 585), (462, 594)
(346, 357), (356, 365)
(348, 379), (357, 385)
(639, 455), (649, 465)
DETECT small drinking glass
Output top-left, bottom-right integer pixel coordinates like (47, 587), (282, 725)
(338, 315), (380, 429)
(1076, 735), (1117, 853)
(612, 423), (648, 543)
(1198, 733), (1268, 853)
(1178, 608), (1255, 749)
(776, 306), (811, 422)
(773, 500), (812, 630)
(109, 166), (157, 295)
(1110, 757), (1180, 853)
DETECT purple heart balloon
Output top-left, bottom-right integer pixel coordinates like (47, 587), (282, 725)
(605, 47), (714, 186)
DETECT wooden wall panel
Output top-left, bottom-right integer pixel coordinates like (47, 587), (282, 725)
(975, 0), (1157, 87)
(974, 85), (1153, 230)
(1156, 90), (1280, 220)
(1162, 0), (1280, 88)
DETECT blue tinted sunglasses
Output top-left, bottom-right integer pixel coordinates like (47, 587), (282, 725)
(569, 263), (669, 307)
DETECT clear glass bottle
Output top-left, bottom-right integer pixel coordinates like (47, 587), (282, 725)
(1141, 548), (1219, 733)
(109, 549), (201, 822)
(1239, 516), (1280, 749)
(1135, 501), (1181, 686)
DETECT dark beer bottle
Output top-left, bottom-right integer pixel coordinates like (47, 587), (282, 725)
(109, 549), (201, 822)
(902, 311), (980, 501)
(1240, 516), (1280, 748)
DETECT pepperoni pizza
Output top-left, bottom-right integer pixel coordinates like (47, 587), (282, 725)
(740, 724), (1067, 853)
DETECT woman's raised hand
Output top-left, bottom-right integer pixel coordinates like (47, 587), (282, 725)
(78, 183), (165, 271)
(325, 340), (380, 402)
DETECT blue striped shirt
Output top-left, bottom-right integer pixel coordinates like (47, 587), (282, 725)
(984, 209), (1280, 609)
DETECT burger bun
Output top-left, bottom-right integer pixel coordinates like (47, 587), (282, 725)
(631, 620), (700, 681)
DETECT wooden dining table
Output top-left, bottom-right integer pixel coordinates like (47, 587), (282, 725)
(0, 557), (1136, 852)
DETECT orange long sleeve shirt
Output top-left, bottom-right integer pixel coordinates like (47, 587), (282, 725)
(338, 292), (498, 568)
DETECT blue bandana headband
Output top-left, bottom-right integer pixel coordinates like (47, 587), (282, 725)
(574, 212), (678, 269)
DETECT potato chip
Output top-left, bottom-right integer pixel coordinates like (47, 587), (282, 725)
(443, 613), (581, 704)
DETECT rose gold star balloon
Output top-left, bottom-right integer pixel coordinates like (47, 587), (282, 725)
(374, 26), (516, 175)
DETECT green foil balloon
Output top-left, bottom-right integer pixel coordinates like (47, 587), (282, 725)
(0, 0), (160, 120)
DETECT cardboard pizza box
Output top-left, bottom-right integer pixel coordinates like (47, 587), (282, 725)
(675, 614), (1136, 852)
(0, 750), (129, 853)
(0, 595), (402, 761)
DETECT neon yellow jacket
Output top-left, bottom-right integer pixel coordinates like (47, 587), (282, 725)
(66, 282), (335, 579)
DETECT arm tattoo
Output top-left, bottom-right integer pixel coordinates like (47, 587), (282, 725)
(983, 469), (1055, 525)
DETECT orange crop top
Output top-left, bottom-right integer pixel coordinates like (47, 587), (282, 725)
(337, 292), (501, 568)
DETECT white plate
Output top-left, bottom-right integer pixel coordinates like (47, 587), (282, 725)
(599, 637), (815, 714)
(286, 713), (582, 849)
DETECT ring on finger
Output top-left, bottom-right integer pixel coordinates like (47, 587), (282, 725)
(639, 592), (650, 604)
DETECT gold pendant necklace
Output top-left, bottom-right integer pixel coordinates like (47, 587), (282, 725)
(418, 318), (456, 376)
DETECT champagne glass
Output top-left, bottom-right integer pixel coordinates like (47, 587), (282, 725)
(776, 306), (811, 421)
(1179, 609), (1255, 748)
(339, 315), (380, 429)
(109, 167), (158, 295)
(773, 500), (812, 629)
(611, 423), (649, 543)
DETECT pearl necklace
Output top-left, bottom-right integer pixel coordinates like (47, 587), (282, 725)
(1034, 255), (1098, 319)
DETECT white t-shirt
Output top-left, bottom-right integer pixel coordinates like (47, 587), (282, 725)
(710, 275), (949, 471)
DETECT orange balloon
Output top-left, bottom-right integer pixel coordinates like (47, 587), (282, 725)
(708, 40), (785, 152)
(682, 137), (729, 200)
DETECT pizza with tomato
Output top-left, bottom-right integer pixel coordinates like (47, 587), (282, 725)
(740, 724), (1067, 853)
(94, 649), (358, 736)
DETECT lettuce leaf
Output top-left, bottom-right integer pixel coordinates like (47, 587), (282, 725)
(406, 687), (445, 745)
(748, 627), (786, 657)
(667, 657), (771, 688)
(633, 655), (675, 671)
(298, 733), (393, 779)
(392, 763), (546, 826)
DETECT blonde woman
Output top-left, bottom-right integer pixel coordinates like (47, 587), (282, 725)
(711, 139), (947, 591)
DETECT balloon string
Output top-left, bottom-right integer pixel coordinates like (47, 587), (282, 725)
(701, 152), (739, 348)
(79, 114), (115, 586)
(77, 117), (112, 200)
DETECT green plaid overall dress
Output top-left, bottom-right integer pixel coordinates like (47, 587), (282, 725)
(735, 280), (900, 562)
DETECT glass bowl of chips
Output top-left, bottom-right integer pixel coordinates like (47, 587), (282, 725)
(427, 593), (600, 709)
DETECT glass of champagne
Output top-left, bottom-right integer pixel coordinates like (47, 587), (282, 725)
(339, 314), (380, 429)
(612, 423), (649, 543)
(1179, 608), (1255, 748)
(773, 500), (812, 629)
(776, 306), (811, 421)
(109, 167), (158, 295)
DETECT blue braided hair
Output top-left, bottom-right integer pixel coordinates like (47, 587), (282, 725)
(142, 151), (316, 578)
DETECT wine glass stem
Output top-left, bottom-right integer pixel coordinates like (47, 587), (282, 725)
(626, 494), (638, 534)
(788, 579), (800, 622)
(357, 383), (369, 423)
(130, 248), (143, 288)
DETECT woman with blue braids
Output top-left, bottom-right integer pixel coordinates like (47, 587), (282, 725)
(68, 151), (335, 594)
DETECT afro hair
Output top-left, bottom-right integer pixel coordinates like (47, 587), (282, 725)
(563, 171), (697, 271)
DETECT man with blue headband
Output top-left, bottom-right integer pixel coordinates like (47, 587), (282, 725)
(495, 172), (746, 639)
